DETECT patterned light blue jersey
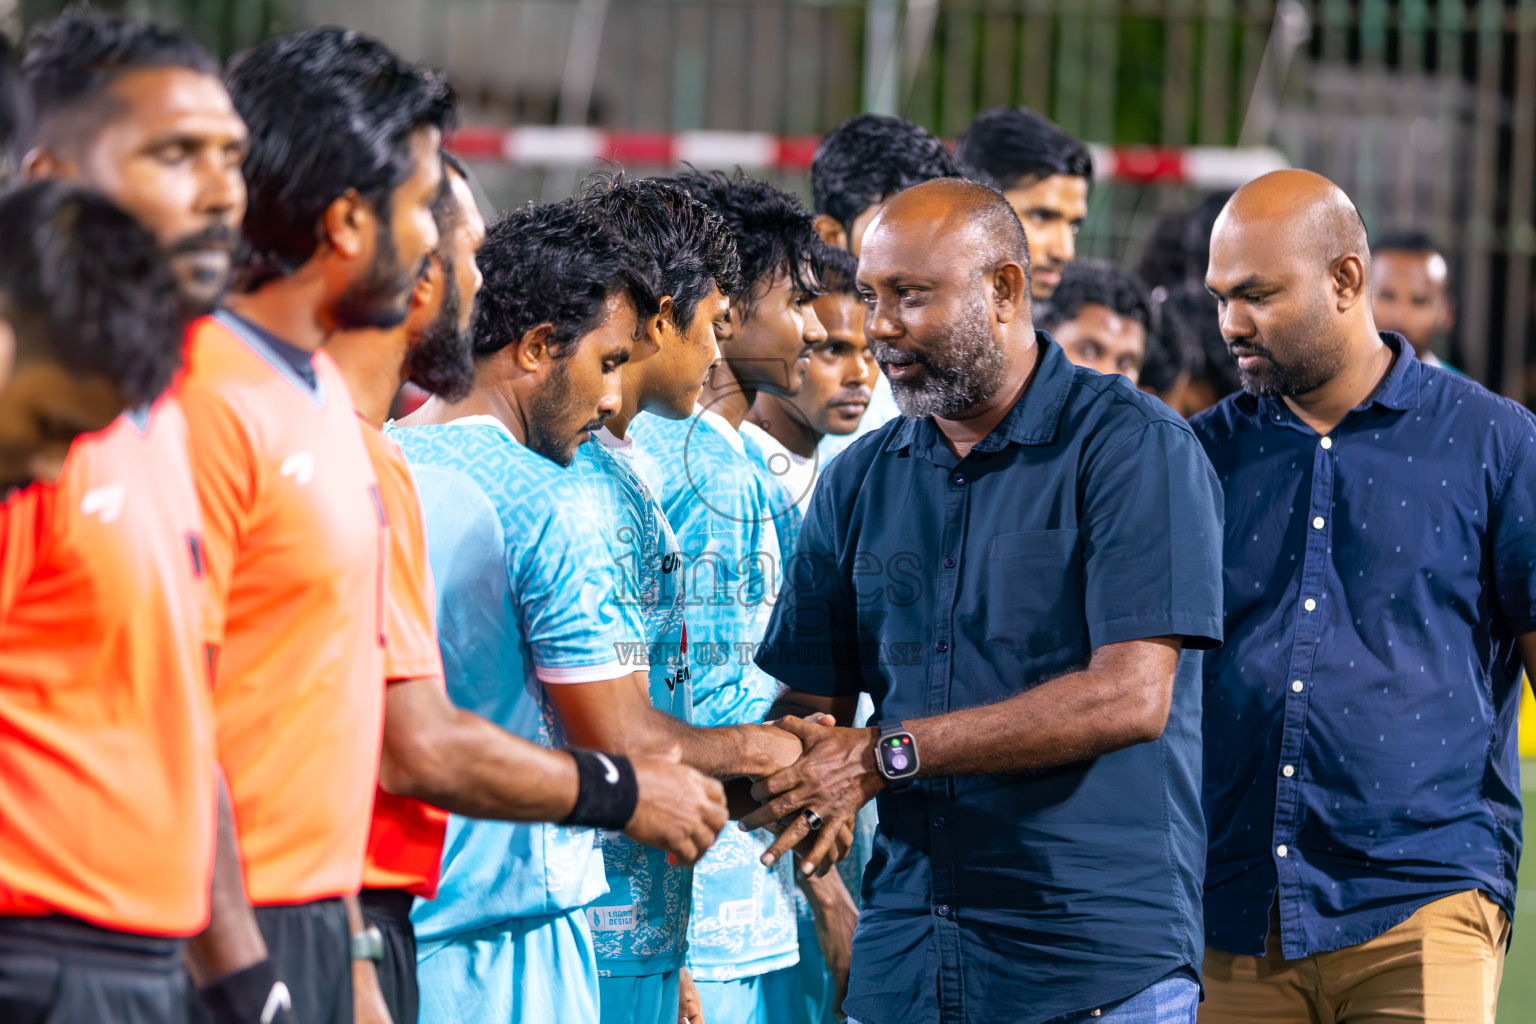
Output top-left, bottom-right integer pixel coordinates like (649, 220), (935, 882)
(572, 430), (695, 976)
(739, 425), (805, 560)
(391, 417), (644, 943)
(628, 407), (799, 981)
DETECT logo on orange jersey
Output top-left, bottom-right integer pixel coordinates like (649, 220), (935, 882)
(279, 450), (315, 485)
(79, 482), (126, 524)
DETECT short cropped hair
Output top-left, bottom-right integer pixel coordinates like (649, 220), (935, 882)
(810, 113), (960, 236)
(1036, 260), (1152, 336)
(579, 173), (743, 332)
(471, 199), (660, 360)
(22, 5), (217, 152)
(225, 27), (456, 287)
(0, 181), (183, 404)
(1372, 229), (1447, 260)
(660, 168), (829, 317)
(957, 107), (1093, 192)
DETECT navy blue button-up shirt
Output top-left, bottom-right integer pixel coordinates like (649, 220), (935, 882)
(757, 335), (1225, 1024)
(1192, 335), (1536, 959)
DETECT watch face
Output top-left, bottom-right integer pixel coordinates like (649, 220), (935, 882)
(881, 732), (917, 778)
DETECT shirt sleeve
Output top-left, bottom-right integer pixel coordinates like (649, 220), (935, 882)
(177, 381), (258, 652)
(1491, 417), (1536, 634)
(755, 469), (863, 698)
(1080, 419), (1225, 651)
(376, 456), (446, 684)
(518, 495), (647, 685)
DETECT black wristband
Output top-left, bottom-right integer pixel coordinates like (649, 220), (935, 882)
(197, 958), (294, 1024)
(560, 749), (639, 829)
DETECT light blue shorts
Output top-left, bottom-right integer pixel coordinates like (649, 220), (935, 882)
(599, 970), (681, 1024)
(758, 913), (836, 1024)
(415, 907), (599, 1024)
(695, 973), (771, 1024)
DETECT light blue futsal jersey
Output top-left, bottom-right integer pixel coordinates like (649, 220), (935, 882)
(572, 427), (695, 978)
(629, 406), (799, 981)
(739, 423), (805, 559)
(390, 416), (644, 941)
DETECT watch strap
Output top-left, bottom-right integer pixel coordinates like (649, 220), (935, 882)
(351, 926), (385, 962)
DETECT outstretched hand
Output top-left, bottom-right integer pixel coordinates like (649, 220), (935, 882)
(737, 716), (884, 873)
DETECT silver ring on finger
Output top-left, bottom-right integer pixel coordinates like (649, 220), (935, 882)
(802, 808), (824, 831)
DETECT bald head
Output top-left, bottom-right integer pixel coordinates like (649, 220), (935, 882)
(1217, 170), (1369, 277)
(857, 177), (1035, 420)
(1206, 170), (1376, 398)
(871, 177), (1031, 280)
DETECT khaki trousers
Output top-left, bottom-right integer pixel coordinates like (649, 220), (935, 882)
(1200, 890), (1509, 1024)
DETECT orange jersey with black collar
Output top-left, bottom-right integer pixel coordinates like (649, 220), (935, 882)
(359, 419), (449, 899)
(0, 401), (218, 936)
(179, 311), (386, 907)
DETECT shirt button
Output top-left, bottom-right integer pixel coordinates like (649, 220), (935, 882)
(951, 472), (966, 486)
(943, 557), (956, 569)
(1304, 598), (1317, 612)
(1292, 679), (1305, 692)
(1277, 844), (1289, 858)
(1282, 765), (1295, 778)
(1320, 437), (1333, 450)
(936, 904), (950, 917)
(1312, 516), (1325, 529)
(934, 641), (948, 654)
(933, 817), (945, 828)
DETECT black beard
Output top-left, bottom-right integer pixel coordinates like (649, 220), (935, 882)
(404, 266), (474, 401)
(333, 224), (419, 331)
(526, 358), (580, 466)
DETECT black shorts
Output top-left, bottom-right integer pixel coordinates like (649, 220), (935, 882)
(0, 913), (188, 1024)
(360, 888), (418, 1024)
(255, 898), (352, 1024)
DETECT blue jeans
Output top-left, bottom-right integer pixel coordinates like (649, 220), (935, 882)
(847, 972), (1200, 1024)
(1073, 972), (1200, 1024)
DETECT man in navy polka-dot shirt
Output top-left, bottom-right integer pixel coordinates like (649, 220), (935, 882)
(1194, 169), (1536, 1022)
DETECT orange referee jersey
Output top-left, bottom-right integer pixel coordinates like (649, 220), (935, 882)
(0, 401), (218, 936)
(359, 419), (449, 899)
(179, 312), (386, 907)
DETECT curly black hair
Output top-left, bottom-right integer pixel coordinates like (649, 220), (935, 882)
(956, 107), (1093, 193)
(225, 27), (457, 288)
(1036, 259), (1152, 336)
(22, 5), (217, 154)
(1164, 280), (1239, 400)
(0, 181), (183, 405)
(658, 167), (829, 318)
(810, 113), (960, 236)
(472, 198), (660, 361)
(816, 244), (859, 297)
(578, 172), (743, 332)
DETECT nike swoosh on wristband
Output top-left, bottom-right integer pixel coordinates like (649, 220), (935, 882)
(261, 982), (292, 1024)
(594, 752), (621, 785)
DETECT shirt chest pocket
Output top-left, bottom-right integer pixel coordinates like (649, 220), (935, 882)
(983, 529), (1087, 656)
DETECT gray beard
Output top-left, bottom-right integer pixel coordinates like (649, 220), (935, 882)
(876, 296), (1008, 419)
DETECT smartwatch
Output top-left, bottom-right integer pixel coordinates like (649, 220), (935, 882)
(875, 722), (920, 790)
(351, 926), (385, 963)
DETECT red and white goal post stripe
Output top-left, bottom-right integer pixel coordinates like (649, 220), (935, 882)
(447, 126), (1288, 189)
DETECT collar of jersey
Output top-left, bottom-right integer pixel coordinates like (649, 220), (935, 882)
(692, 404), (746, 457)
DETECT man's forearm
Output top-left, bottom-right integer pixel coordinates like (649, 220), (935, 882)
(386, 707), (580, 821)
(652, 714), (801, 779)
(184, 778), (267, 986)
(767, 689), (856, 726)
(908, 637), (1181, 777)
